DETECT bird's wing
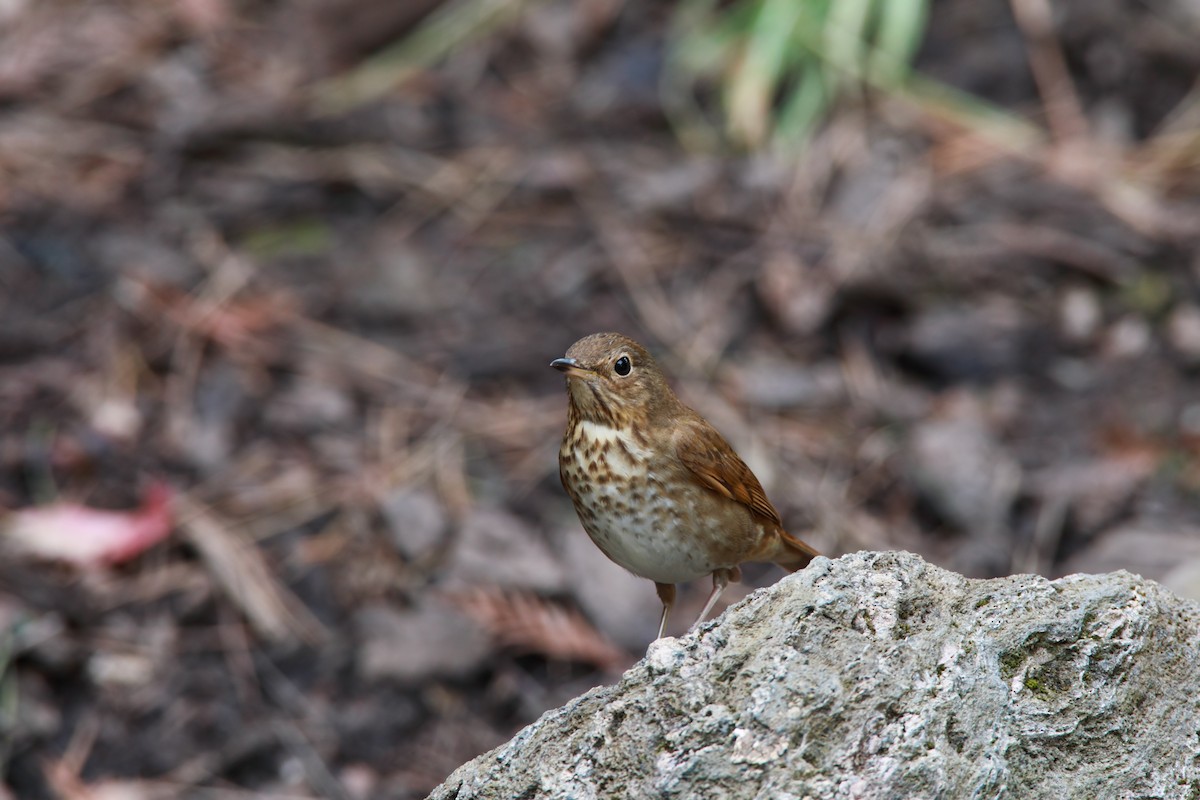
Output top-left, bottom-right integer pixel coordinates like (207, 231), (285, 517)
(673, 414), (783, 527)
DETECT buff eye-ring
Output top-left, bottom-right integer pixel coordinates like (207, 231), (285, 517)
(614, 356), (632, 376)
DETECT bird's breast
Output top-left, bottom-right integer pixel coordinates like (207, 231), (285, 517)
(559, 419), (754, 583)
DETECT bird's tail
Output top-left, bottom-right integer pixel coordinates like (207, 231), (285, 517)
(773, 529), (820, 572)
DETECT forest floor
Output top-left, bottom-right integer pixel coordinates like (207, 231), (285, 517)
(3, 0), (1200, 797)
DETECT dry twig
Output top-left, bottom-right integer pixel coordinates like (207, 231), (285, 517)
(176, 496), (325, 646)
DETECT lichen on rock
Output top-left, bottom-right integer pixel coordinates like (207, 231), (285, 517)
(428, 551), (1200, 800)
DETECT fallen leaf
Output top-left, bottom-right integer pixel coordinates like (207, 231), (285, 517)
(2, 483), (173, 568)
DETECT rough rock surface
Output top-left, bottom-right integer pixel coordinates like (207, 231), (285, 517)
(428, 551), (1200, 800)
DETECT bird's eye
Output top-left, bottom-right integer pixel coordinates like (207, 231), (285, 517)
(614, 356), (632, 376)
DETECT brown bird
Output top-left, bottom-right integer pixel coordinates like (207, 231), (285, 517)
(551, 332), (819, 639)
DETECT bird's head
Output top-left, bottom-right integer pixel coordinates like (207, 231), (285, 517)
(550, 333), (674, 424)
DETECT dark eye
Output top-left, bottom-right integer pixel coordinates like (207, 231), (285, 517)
(614, 356), (631, 376)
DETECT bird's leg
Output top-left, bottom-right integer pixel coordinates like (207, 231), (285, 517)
(691, 566), (741, 630)
(655, 582), (676, 639)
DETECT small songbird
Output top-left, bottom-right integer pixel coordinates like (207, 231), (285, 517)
(551, 332), (819, 639)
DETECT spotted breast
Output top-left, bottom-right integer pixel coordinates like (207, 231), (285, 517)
(559, 417), (733, 584)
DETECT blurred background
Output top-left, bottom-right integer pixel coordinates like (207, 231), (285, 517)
(2, 0), (1200, 796)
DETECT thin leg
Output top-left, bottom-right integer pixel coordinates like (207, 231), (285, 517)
(655, 582), (676, 639)
(690, 567), (740, 630)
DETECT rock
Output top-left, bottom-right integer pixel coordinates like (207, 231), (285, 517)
(1167, 303), (1200, 362)
(355, 600), (491, 683)
(1163, 557), (1200, 603)
(725, 356), (845, 410)
(263, 371), (354, 432)
(901, 300), (1026, 382)
(380, 488), (448, 561)
(427, 551), (1200, 800)
(1059, 286), (1102, 343)
(348, 231), (444, 317)
(907, 391), (1021, 575)
(1059, 524), (1200, 581)
(1028, 454), (1156, 537)
(443, 508), (566, 593)
(1103, 315), (1153, 360)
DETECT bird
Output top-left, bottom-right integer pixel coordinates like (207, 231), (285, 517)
(551, 332), (819, 639)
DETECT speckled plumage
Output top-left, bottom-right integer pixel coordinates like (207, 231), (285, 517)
(552, 332), (819, 639)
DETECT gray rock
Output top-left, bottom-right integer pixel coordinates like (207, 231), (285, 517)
(903, 301), (1027, 382)
(443, 508), (566, 593)
(427, 551), (1200, 800)
(355, 600), (491, 683)
(381, 488), (448, 561)
(1060, 524), (1200, 581)
(1168, 303), (1200, 361)
(726, 356), (846, 410)
(908, 392), (1021, 577)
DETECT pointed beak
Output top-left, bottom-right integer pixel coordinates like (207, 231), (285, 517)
(550, 357), (592, 379)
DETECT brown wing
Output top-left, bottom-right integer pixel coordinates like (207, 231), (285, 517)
(673, 413), (783, 527)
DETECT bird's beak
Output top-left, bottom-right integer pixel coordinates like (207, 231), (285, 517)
(550, 357), (592, 379)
